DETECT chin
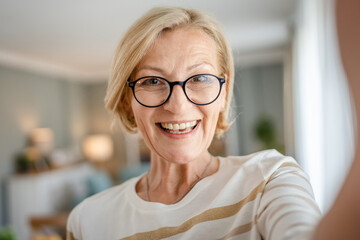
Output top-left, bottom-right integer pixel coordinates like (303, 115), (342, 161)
(158, 148), (203, 164)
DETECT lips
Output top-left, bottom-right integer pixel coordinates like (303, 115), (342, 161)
(158, 120), (198, 134)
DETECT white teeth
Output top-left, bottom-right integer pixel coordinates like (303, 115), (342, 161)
(168, 128), (193, 134)
(160, 120), (197, 131)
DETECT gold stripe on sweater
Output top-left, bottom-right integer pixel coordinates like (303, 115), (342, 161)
(66, 231), (78, 240)
(279, 162), (302, 169)
(218, 222), (254, 240)
(120, 162), (300, 240)
(121, 180), (267, 240)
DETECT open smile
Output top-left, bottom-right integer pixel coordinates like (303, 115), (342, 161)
(157, 120), (199, 135)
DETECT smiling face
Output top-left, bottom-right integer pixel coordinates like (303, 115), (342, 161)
(131, 27), (226, 164)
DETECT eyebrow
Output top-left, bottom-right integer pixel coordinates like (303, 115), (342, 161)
(187, 62), (214, 71)
(138, 65), (166, 74)
(138, 62), (215, 75)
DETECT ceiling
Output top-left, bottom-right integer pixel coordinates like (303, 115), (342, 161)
(0, 0), (299, 82)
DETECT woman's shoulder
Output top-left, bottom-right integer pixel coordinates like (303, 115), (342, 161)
(67, 176), (140, 237)
(221, 149), (301, 179)
(223, 149), (297, 165)
(69, 176), (139, 217)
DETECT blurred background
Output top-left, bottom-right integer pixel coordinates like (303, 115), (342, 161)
(0, 0), (355, 239)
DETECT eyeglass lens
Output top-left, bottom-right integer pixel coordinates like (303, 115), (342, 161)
(132, 74), (222, 107)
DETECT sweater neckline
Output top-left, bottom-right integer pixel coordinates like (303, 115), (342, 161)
(127, 156), (224, 211)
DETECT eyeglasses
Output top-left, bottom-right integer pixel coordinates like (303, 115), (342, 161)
(128, 74), (226, 108)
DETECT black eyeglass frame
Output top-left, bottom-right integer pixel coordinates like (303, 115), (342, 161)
(127, 74), (226, 108)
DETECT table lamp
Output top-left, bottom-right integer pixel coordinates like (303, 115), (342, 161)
(82, 134), (114, 162)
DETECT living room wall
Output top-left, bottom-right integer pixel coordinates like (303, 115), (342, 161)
(0, 65), (125, 227)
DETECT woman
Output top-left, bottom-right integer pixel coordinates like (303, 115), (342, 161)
(67, 7), (321, 239)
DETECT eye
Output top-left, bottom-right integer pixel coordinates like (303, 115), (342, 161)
(191, 75), (213, 83)
(139, 77), (164, 86)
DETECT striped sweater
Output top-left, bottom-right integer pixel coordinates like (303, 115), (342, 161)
(67, 150), (321, 240)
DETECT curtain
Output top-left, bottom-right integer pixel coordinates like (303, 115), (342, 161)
(292, 0), (355, 212)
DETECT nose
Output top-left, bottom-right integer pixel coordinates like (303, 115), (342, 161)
(163, 85), (191, 113)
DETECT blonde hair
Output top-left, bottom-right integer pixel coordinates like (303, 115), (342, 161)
(105, 7), (234, 136)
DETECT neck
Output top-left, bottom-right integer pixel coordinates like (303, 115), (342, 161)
(143, 151), (218, 204)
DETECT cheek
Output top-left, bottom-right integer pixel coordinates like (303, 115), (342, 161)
(203, 95), (225, 132)
(202, 104), (222, 128)
(131, 100), (156, 134)
(131, 101), (146, 129)
(219, 85), (227, 112)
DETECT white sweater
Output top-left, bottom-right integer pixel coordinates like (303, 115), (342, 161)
(67, 150), (321, 240)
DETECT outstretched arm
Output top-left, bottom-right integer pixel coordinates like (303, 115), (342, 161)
(314, 0), (360, 239)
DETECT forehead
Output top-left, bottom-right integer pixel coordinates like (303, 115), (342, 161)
(156, 27), (215, 48)
(136, 27), (219, 76)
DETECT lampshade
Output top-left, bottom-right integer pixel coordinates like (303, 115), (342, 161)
(29, 128), (54, 155)
(82, 134), (114, 162)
